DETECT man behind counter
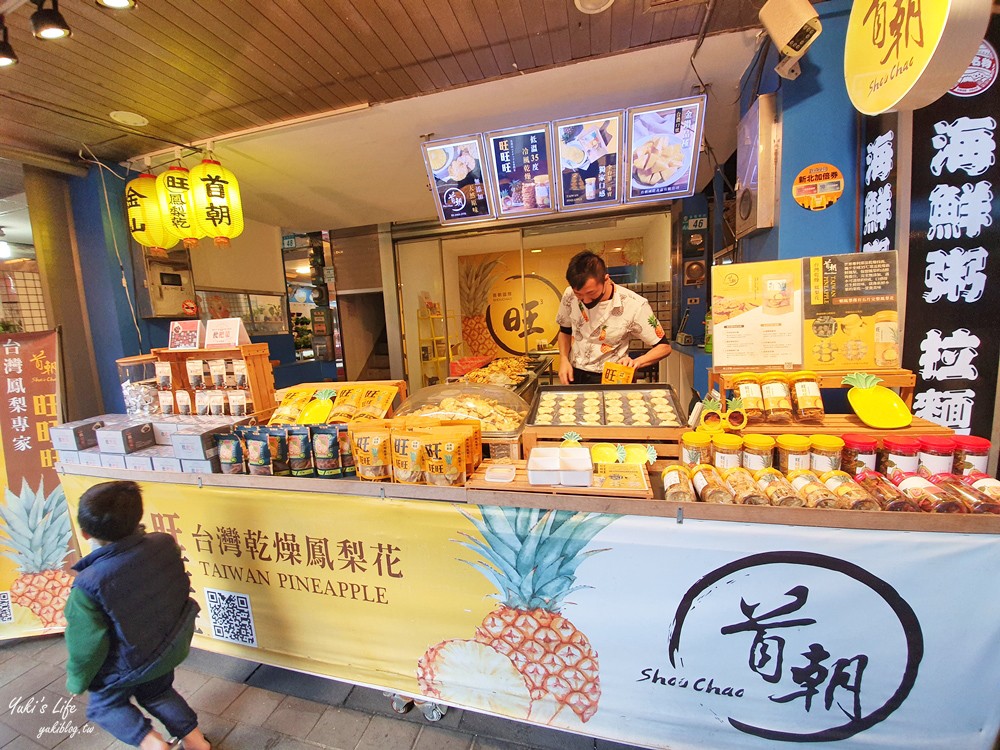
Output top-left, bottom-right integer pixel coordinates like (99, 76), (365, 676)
(556, 250), (672, 385)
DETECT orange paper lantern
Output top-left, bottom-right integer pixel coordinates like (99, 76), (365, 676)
(156, 165), (201, 249)
(189, 158), (244, 248)
(124, 173), (177, 255)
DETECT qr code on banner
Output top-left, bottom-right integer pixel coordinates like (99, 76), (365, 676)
(0, 592), (12, 624)
(204, 588), (257, 647)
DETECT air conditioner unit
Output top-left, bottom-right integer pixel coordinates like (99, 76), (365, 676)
(735, 93), (778, 239)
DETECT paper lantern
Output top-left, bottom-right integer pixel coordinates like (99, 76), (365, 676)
(124, 173), (177, 256)
(156, 165), (201, 249)
(189, 158), (244, 248)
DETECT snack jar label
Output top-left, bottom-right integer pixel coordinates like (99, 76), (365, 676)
(681, 446), (705, 466)
(917, 452), (954, 477)
(761, 382), (789, 401)
(663, 469), (683, 488)
(714, 452), (741, 470)
(743, 451), (772, 471)
(811, 453), (841, 474)
(887, 452), (919, 475)
(737, 383), (764, 407)
(691, 470), (711, 495)
(786, 452), (811, 471)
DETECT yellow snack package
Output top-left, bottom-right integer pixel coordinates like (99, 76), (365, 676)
(439, 419), (482, 474)
(349, 420), (392, 481)
(422, 430), (467, 487)
(328, 385), (363, 423)
(390, 429), (426, 485)
(602, 362), (636, 384)
(354, 385), (399, 420)
(269, 387), (317, 424)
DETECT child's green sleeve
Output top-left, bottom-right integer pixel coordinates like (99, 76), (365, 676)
(64, 587), (110, 694)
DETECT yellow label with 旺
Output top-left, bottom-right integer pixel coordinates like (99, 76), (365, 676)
(602, 362), (635, 384)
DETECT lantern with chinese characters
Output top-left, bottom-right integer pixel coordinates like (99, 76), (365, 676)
(124, 173), (177, 257)
(156, 165), (202, 249)
(188, 158), (244, 247)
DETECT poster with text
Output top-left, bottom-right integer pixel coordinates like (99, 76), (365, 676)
(553, 111), (623, 211)
(802, 252), (899, 371)
(422, 135), (495, 225)
(487, 124), (556, 218)
(57, 473), (1000, 750)
(860, 113), (898, 253)
(711, 260), (804, 368)
(625, 95), (706, 204)
(903, 17), (1000, 438)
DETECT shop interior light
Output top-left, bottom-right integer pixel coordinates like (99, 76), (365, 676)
(295, 265), (309, 274)
(95, 0), (136, 7)
(574, 0), (614, 14)
(0, 242), (11, 259)
(31, 0), (71, 40)
(0, 17), (17, 66)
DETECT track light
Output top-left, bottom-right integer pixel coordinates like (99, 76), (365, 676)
(31, 0), (71, 40)
(95, 0), (136, 8)
(0, 18), (16, 67)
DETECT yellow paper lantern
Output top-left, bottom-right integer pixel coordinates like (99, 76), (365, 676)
(124, 173), (177, 255)
(156, 165), (201, 249)
(189, 158), (244, 248)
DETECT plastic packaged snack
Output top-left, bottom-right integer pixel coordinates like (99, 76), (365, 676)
(208, 390), (227, 416)
(338, 425), (356, 477)
(819, 470), (881, 511)
(216, 433), (245, 475)
(894, 473), (966, 513)
(681, 432), (713, 467)
(951, 436), (991, 475)
(917, 437), (957, 478)
(787, 469), (845, 509)
(266, 426), (291, 477)
(928, 473), (1000, 514)
(155, 362), (172, 391)
(690, 464), (735, 503)
(350, 421), (392, 481)
(286, 426), (314, 478)
(760, 372), (793, 423)
(753, 468), (804, 507)
(789, 371), (825, 423)
(157, 391), (175, 415)
(741, 434), (775, 471)
(776, 434), (811, 473)
(194, 391), (210, 416)
(391, 430), (426, 484)
(855, 470), (920, 512)
(878, 436), (921, 480)
(233, 360), (248, 389)
(245, 430), (272, 476)
(227, 390), (247, 417)
(422, 430), (467, 487)
(209, 359), (228, 389)
(185, 360), (207, 390)
(662, 464), (697, 503)
(963, 470), (1000, 499)
(175, 390), (192, 416)
(722, 467), (769, 505)
(311, 425), (342, 478)
(810, 434), (844, 474)
(729, 372), (764, 423)
(712, 434), (743, 471)
(841, 434), (878, 475)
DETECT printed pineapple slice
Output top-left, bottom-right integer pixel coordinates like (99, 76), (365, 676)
(416, 639), (532, 717)
(460, 258), (504, 357)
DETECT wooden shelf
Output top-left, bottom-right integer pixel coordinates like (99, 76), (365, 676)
(710, 367), (917, 408)
(467, 460), (653, 499)
(150, 344), (276, 413)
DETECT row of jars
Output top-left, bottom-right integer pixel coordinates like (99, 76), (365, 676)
(729, 371), (826, 424)
(680, 431), (992, 479)
(662, 464), (1000, 513)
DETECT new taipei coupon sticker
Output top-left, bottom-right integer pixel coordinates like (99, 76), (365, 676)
(792, 163), (844, 212)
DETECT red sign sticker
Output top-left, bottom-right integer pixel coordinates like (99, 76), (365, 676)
(950, 40), (998, 98)
(181, 299), (198, 317)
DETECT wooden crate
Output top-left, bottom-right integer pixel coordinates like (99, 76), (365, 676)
(709, 367), (917, 408)
(467, 461), (653, 500)
(522, 423), (687, 470)
(151, 344), (276, 413)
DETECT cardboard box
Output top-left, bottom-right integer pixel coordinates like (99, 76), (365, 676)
(152, 454), (183, 473)
(100, 453), (127, 469)
(96, 422), (155, 454)
(171, 428), (228, 460)
(124, 444), (174, 471)
(182, 457), (221, 474)
(151, 420), (184, 445)
(78, 448), (103, 467)
(51, 416), (120, 451)
(56, 450), (80, 465)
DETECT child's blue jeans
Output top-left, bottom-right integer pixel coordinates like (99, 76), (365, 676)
(86, 670), (198, 746)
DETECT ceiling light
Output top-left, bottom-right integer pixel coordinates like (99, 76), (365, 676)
(31, 0), (71, 40)
(95, 0), (136, 8)
(110, 110), (149, 127)
(530, 249), (542, 253)
(295, 265), (309, 274)
(0, 18), (16, 67)
(0, 242), (11, 259)
(574, 0), (614, 14)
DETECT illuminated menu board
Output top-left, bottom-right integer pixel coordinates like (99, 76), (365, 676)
(421, 135), (495, 225)
(486, 124), (556, 218)
(553, 110), (624, 212)
(625, 95), (706, 204)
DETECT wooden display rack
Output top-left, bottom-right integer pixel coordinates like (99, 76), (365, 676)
(521, 423), (688, 469)
(467, 460), (654, 500)
(709, 367), (917, 408)
(151, 344), (277, 413)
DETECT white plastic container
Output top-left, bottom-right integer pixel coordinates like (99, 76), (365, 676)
(559, 447), (594, 487)
(527, 447), (561, 485)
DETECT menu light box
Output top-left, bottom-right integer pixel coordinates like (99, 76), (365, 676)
(552, 110), (624, 212)
(422, 135), (495, 225)
(486, 123), (557, 219)
(625, 95), (707, 204)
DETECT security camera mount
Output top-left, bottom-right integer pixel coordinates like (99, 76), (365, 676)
(775, 54), (802, 81)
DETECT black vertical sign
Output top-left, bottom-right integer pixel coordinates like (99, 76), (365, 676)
(903, 17), (1000, 438)
(861, 113), (897, 253)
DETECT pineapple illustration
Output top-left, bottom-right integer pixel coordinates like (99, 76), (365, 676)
(600, 343), (612, 354)
(460, 258), (503, 357)
(0, 480), (73, 628)
(648, 315), (664, 339)
(417, 639), (532, 716)
(418, 507), (616, 724)
(598, 325), (607, 342)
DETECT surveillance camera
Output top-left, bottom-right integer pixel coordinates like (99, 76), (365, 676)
(760, 0), (822, 59)
(775, 55), (802, 81)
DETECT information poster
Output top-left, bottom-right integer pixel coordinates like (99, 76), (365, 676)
(802, 252), (899, 371)
(553, 111), (623, 211)
(625, 95), (706, 204)
(421, 135), (495, 225)
(487, 124), (555, 218)
(711, 260), (803, 367)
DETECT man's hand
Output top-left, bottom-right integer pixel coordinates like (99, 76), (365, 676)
(617, 355), (638, 368)
(558, 359), (574, 385)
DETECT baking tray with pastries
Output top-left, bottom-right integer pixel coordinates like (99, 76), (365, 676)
(527, 384), (684, 428)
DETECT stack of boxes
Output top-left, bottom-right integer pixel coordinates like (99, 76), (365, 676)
(51, 413), (253, 475)
(621, 281), (671, 351)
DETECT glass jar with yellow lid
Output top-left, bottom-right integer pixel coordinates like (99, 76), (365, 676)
(787, 469), (846, 509)
(711, 433), (743, 470)
(729, 372), (765, 423)
(776, 434), (811, 473)
(788, 371), (825, 423)
(741, 434), (775, 471)
(760, 372), (793, 422)
(681, 431), (713, 467)
(753, 468), (804, 506)
(662, 464), (697, 503)
(810, 434), (844, 473)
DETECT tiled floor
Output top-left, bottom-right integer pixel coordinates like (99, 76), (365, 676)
(0, 637), (646, 749)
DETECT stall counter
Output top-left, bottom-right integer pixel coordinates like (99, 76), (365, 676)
(58, 464), (1000, 750)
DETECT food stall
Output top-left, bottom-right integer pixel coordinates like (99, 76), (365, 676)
(53, 349), (1000, 750)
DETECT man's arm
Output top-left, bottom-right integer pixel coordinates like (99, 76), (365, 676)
(625, 341), (673, 369)
(557, 330), (574, 384)
(64, 586), (110, 695)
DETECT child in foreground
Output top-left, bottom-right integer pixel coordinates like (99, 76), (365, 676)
(65, 480), (210, 750)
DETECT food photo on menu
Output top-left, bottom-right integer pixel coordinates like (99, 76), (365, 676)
(556, 114), (621, 209)
(425, 139), (492, 222)
(627, 97), (704, 201)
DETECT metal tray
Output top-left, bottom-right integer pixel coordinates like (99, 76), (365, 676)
(527, 383), (685, 428)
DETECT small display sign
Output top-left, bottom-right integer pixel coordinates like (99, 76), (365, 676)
(421, 135), (495, 225)
(204, 317), (251, 349)
(553, 111), (623, 211)
(168, 319), (204, 350)
(486, 124), (556, 218)
(625, 95), (706, 204)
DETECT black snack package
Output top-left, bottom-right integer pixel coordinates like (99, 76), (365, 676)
(311, 424), (342, 478)
(286, 426), (314, 478)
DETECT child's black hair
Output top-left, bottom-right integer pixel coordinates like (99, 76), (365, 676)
(77, 480), (144, 542)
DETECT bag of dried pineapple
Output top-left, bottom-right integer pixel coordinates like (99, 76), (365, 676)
(390, 429), (426, 484)
(422, 429), (467, 487)
(349, 420), (392, 481)
(439, 419), (482, 474)
(354, 385), (399, 420)
(328, 385), (364, 423)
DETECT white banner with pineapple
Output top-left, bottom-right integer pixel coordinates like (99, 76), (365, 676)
(57, 471), (1000, 749)
(0, 331), (74, 639)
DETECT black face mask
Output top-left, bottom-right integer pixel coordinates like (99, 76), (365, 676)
(583, 280), (610, 309)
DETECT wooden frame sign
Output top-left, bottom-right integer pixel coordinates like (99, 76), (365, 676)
(421, 134), (495, 225)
